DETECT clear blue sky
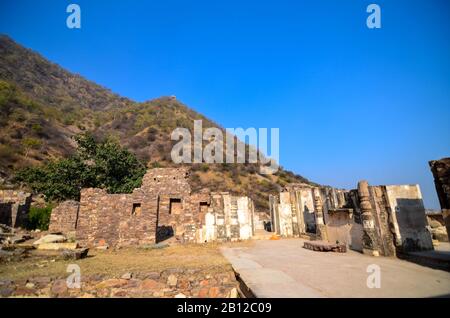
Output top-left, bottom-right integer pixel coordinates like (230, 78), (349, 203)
(1, 0), (449, 208)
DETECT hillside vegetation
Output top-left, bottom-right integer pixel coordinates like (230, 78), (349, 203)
(0, 35), (315, 210)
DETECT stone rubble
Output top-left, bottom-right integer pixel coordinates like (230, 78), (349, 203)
(0, 268), (239, 298)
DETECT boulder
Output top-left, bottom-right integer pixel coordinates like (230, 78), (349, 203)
(121, 272), (133, 280)
(61, 247), (89, 260)
(229, 287), (239, 298)
(167, 274), (178, 287)
(33, 234), (66, 245)
(6, 235), (25, 244)
(140, 279), (164, 291)
(431, 226), (449, 242)
(429, 220), (443, 229)
(95, 279), (128, 289)
(25, 282), (35, 289)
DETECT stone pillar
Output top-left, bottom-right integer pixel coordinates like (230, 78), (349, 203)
(357, 181), (379, 256)
(313, 188), (327, 241)
(429, 159), (450, 242)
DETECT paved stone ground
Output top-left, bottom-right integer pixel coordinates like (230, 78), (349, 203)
(221, 239), (450, 298)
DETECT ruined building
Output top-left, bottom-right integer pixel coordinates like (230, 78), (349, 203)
(270, 181), (433, 256)
(49, 168), (256, 247)
(429, 158), (450, 242)
(0, 190), (32, 228)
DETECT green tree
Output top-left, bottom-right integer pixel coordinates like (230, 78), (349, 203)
(21, 137), (42, 157)
(15, 133), (146, 201)
(28, 205), (53, 230)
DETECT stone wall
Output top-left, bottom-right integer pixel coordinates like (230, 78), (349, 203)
(269, 184), (349, 239)
(325, 208), (357, 247)
(76, 188), (158, 247)
(0, 190), (31, 228)
(384, 185), (433, 252)
(269, 181), (433, 256)
(429, 158), (450, 242)
(48, 200), (80, 234)
(49, 168), (256, 247)
(253, 212), (271, 231)
(194, 192), (255, 243)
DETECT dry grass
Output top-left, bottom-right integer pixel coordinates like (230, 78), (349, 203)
(0, 241), (253, 281)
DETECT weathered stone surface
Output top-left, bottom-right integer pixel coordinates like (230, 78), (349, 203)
(9, 235), (26, 244)
(33, 234), (67, 245)
(142, 271), (160, 280)
(61, 247), (89, 260)
(14, 286), (37, 297)
(431, 226), (448, 242)
(0, 287), (14, 297)
(95, 279), (128, 289)
(167, 274), (178, 287)
(271, 181), (433, 256)
(229, 287), (239, 298)
(429, 158), (450, 242)
(47, 168), (255, 248)
(48, 200), (80, 233)
(0, 190), (32, 228)
(140, 279), (163, 291)
(25, 282), (35, 289)
(36, 242), (78, 250)
(197, 287), (209, 298)
(51, 279), (68, 296)
(121, 272), (133, 280)
(29, 276), (52, 288)
(208, 286), (220, 298)
(0, 266), (238, 298)
(303, 240), (346, 253)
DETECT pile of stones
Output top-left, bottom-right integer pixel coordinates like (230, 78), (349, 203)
(0, 267), (240, 298)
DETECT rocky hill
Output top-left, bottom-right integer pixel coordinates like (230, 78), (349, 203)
(0, 35), (315, 210)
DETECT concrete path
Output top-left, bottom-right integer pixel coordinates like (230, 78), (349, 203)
(221, 239), (450, 298)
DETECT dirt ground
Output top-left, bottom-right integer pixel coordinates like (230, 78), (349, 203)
(0, 242), (249, 281)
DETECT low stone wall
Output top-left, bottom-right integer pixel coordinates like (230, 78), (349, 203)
(0, 190), (31, 228)
(76, 188), (158, 247)
(49, 200), (80, 234)
(46, 168), (256, 247)
(0, 267), (239, 298)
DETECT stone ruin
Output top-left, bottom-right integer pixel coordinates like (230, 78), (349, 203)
(3, 159), (449, 255)
(269, 181), (434, 256)
(429, 157), (450, 242)
(0, 190), (31, 229)
(426, 211), (448, 242)
(49, 168), (256, 247)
